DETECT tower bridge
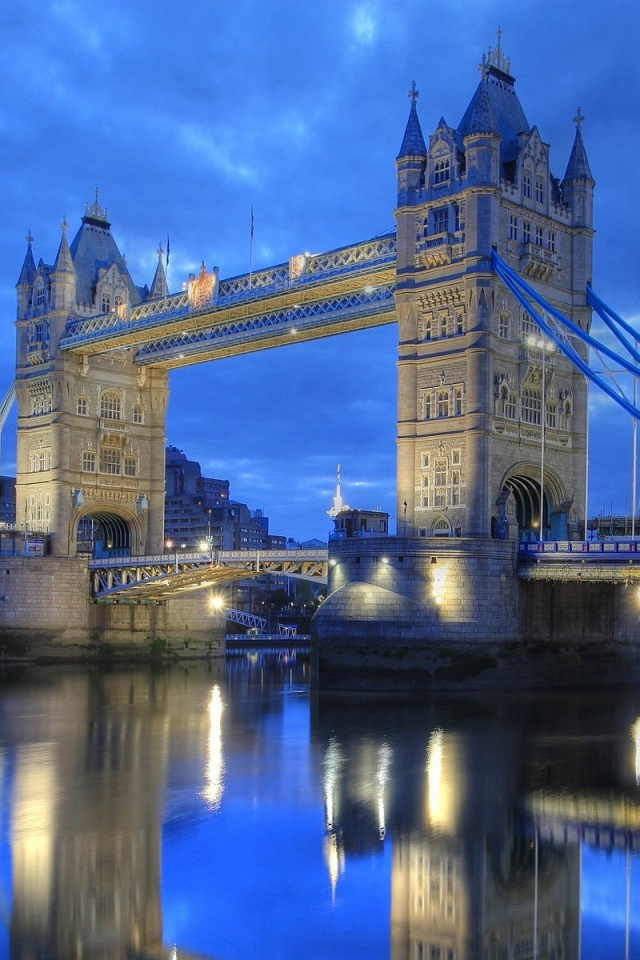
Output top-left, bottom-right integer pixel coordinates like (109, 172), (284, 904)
(6, 35), (640, 681)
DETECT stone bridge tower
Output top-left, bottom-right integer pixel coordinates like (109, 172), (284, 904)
(395, 36), (594, 541)
(14, 196), (169, 557)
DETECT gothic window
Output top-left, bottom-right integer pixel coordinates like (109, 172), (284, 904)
(546, 400), (557, 429)
(535, 224), (543, 246)
(454, 388), (463, 416)
(523, 172), (532, 198)
(100, 391), (121, 421)
(423, 392), (432, 420)
(451, 449), (461, 466)
(536, 176), (544, 203)
(436, 391), (449, 418)
(499, 312), (510, 338)
(434, 461), (447, 507)
(421, 452), (430, 469)
(547, 230), (556, 252)
(455, 312), (464, 336)
(30, 449), (50, 472)
(100, 447), (121, 475)
(521, 388), (541, 424)
(421, 475), (429, 508)
(522, 311), (537, 339)
(76, 396), (88, 416)
(432, 207), (449, 234)
(101, 293), (111, 313)
(523, 220), (531, 243)
(423, 315), (433, 341)
(439, 313), (449, 338)
(434, 157), (450, 183)
(504, 391), (517, 419)
(132, 404), (144, 424)
(453, 203), (463, 232)
(451, 469), (461, 505)
(124, 456), (137, 477)
(82, 451), (95, 472)
(34, 284), (45, 307)
(509, 214), (518, 240)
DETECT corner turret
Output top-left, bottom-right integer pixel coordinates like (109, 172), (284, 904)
(149, 243), (169, 300)
(562, 107), (595, 230)
(396, 81), (427, 207)
(16, 230), (37, 320)
(50, 217), (77, 312)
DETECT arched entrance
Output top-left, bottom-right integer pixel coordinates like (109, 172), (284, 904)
(76, 511), (133, 558)
(495, 465), (572, 542)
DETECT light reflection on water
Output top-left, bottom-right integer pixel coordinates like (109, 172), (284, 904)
(0, 655), (639, 959)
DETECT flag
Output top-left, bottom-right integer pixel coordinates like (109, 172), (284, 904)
(166, 235), (170, 267)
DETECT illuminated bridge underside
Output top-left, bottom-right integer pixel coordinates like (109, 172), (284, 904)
(59, 235), (396, 369)
(90, 550), (328, 601)
(528, 791), (640, 851)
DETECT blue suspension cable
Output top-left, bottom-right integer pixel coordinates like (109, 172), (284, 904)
(491, 251), (640, 421)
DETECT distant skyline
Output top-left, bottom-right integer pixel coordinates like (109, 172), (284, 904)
(2, 1), (640, 540)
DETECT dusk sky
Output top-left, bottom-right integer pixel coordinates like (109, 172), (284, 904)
(2, 0), (640, 541)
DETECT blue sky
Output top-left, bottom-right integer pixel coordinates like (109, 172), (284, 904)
(2, 0), (640, 540)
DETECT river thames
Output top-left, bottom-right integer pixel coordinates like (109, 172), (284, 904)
(0, 650), (639, 960)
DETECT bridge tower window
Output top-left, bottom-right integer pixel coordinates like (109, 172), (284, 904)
(76, 396), (88, 416)
(82, 451), (96, 472)
(133, 404), (144, 424)
(432, 207), (449, 235)
(436, 390), (449, 418)
(100, 391), (121, 421)
(124, 456), (137, 477)
(521, 388), (541, 425)
(100, 448), (121, 475)
(434, 157), (450, 184)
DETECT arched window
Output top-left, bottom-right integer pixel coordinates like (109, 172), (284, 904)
(454, 388), (463, 416)
(521, 388), (541, 425)
(100, 391), (121, 421)
(434, 157), (450, 184)
(101, 293), (111, 313)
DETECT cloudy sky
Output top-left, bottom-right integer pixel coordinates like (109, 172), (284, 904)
(2, 0), (640, 541)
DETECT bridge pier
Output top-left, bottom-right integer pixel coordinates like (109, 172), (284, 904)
(311, 537), (640, 690)
(0, 558), (225, 658)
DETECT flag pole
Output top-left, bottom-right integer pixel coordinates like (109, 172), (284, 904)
(166, 235), (170, 300)
(249, 206), (254, 290)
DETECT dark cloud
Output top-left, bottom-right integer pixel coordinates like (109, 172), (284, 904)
(2, 0), (639, 538)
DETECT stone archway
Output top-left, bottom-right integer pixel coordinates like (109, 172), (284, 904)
(76, 510), (138, 558)
(495, 463), (572, 542)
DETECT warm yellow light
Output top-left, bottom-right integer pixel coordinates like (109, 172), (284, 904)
(201, 685), (225, 809)
(632, 718), (640, 784)
(210, 595), (225, 611)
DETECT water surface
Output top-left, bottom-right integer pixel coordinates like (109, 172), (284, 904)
(0, 651), (639, 959)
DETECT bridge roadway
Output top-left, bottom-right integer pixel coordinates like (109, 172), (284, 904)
(89, 548), (328, 601)
(59, 234), (397, 368)
(88, 540), (640, 602)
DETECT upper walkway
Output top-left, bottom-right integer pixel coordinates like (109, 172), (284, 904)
(59, 233), (397, 369)
(518, 539), (640, 582)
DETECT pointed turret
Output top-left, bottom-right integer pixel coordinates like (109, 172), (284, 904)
(397, 82), (427, 159)
(462, 61), (501, 190)
(149, 243), (168, 300)
(563, 107), (594, 183)
(561, 108), (595, 232)
(50, 217), (77, 311)
(16, 230), (37, 320)
(396, 82), (427, 208)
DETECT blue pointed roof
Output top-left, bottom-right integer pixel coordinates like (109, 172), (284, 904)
(458, 63), (529, 162)
(69, 195), (142, 306)
(16, 231), (36, 286)
(563, 110), (593, 182)
(52, 218), (76, 276)
(397, 83), (427, 159)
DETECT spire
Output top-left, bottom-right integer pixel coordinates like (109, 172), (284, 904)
(397, 81), (427, 159)
(16, 229), (36, 286)
(563, 107), (594, 182)
(327, 464), (351, 518)
(52, 217), (75, 276)
(465, 60), (499, 136)
(149, 242), (169, 300)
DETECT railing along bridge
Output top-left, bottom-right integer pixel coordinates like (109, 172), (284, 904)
(59, 234), (397, 368)
(89, 548), (328, 602)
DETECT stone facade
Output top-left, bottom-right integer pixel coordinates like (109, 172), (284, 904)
(395, 40), (594, 542)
